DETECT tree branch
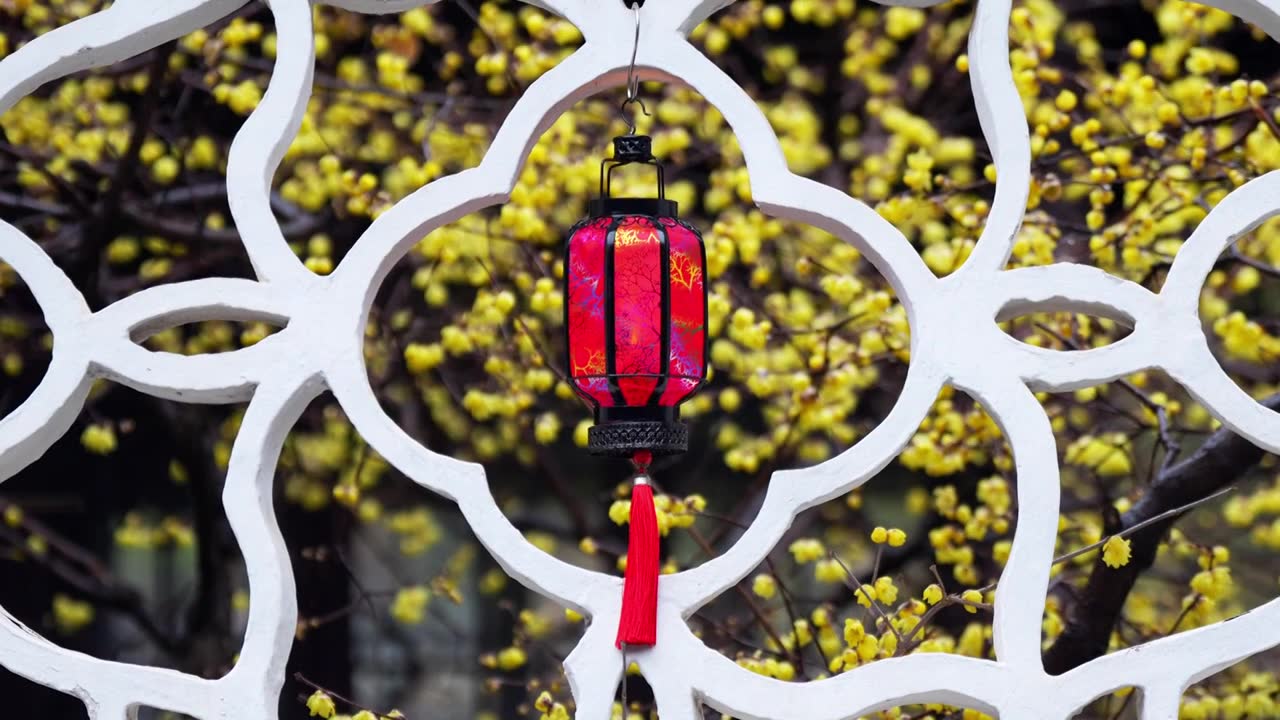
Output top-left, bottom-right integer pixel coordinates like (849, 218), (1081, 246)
(79, 45), (172, 302)
(0, 506), (183, 655)
(1043, 393), (1280, 674)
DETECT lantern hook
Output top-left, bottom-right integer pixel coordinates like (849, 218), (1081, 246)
(618, 0), (650, 135)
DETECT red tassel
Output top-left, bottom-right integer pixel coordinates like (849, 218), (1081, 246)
(616, 479), (659, 647)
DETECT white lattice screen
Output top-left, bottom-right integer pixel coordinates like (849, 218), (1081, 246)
(1, 0), (1279, 718)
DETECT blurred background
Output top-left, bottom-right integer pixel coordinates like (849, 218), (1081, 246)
(1, 0), (1279, 718)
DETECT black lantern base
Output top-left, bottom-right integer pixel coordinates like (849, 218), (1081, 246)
(588, 420), (688, 457)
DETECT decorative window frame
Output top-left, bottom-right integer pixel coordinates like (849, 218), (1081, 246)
(2, 0), (1279, 718)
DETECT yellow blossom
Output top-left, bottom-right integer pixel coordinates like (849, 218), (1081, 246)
(496, 645), (528, 671)
(752, 573), (777, 599)
(1102, 536), (1131, 569)
(923, 584), (944, 605)
(788, 538), (825, 564)
(390, 585), (430, 624)
(80, 423), (117, 455)
(306, 691), (336, 718)
(52, 595), (94, 634)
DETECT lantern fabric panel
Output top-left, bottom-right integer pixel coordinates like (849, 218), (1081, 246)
(659, 217), (707, 407)
(611, 216), (665, 406)
(566, 216), (613, 407)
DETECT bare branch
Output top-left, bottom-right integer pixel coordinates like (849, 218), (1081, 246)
(1043, 393), (1280, 674)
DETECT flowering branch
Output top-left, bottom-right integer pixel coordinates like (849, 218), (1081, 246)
(1044, 393), (1280, 674)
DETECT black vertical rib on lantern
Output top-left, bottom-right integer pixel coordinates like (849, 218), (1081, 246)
(603, 215), (625, 407)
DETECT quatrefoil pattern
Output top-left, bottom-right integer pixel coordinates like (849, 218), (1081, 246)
(2, 0), (1280, 718)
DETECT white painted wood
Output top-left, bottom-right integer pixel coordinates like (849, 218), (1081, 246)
(0, 0), (1278, 718)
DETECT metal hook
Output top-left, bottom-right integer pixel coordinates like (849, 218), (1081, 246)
(625, 2), (640, 102)
(617, 1), (650, 135)
(619, 96), (650, 135)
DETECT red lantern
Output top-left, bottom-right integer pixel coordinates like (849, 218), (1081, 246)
(564, 134), (708, 648)
(565, 134), (708, 457)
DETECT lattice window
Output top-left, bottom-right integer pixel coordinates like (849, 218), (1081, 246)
(1, 0), (1279, 718)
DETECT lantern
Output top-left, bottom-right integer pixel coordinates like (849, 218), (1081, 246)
(564, 134), (708, 458)
(563, 133), (708, 649)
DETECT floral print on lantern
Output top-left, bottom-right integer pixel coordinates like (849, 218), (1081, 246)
(612, 217), (664, 405)
(660, 217), (706, 406)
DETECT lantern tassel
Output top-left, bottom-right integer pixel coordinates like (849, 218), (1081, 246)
(617, 456), (659, 648)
